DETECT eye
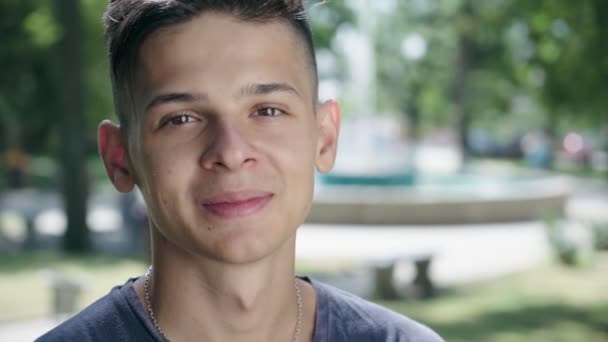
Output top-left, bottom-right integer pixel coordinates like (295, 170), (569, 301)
(255, 107), (285, 117)
(162, 113), (197, 127)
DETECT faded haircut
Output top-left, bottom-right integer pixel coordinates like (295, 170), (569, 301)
(103, 0), (318, 135)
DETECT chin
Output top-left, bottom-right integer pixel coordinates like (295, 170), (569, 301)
(205, 241), (276, 265)
(201, 224), (294, 265)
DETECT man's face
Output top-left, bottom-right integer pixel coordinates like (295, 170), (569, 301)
(120, 13), (338, 264)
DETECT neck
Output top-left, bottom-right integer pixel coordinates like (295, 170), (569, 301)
(146, 230), (300, 342)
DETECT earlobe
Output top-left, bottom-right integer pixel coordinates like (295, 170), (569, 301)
(98, 120), (135, 193)
(315, 100), (341, 174)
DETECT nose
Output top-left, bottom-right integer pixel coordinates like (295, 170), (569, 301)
(200, 118), (257, 172)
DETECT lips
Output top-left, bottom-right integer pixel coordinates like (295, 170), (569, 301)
(201, 191), (273, 219)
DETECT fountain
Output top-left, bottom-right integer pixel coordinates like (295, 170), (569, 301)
(309, 0), (572, 225)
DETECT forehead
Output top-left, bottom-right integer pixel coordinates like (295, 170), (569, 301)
(133, 12), (313, 111)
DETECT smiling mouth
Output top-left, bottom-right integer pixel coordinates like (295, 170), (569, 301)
(201, 192), (274, 219)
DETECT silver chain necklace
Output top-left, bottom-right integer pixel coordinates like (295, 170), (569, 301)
(143, 266), (303, 342)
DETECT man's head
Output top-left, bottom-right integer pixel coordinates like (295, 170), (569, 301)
(104, 0), (319, 135)
(98, 0), (340, 264)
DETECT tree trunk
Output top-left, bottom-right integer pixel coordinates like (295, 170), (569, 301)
(404, 87), (421, 141)
(542, 112), (557, 169)
(54, 0), (90, 252)
(451, 1), (475, 163)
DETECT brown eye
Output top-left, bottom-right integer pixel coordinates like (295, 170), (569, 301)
(167, 114), (195, 126)
(256, 107), (285, 117)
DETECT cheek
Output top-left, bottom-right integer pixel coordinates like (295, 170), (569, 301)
(137, 142), (198, 212)
(283, 153), (315, 225)
(261, 123), (317, 215)
(257, 120), (317, 177)
(142, 135), (199, 178)
(138, 159), (196, 243)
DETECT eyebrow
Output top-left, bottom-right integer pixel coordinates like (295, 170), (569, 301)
(144, 82), (301, 112)
(145, 92), (208, 112)
(238, 82), (301, 99)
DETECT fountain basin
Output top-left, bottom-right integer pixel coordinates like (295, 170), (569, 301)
(308, 174), (571, 225)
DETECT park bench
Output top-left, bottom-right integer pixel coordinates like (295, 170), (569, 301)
(41, 270), (85, 317)
(368, 252), (435, 300)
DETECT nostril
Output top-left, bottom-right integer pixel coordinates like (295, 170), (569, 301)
(199, 120), (258, 171)
(200, 144), (256, 171)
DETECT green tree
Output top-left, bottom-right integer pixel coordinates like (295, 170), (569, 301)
(511, 0), (608, 131)
(309, 0), (355, 50)
(1, 0), (114, 251)
(0, 0), (59, 153)
(375, 0), (608, 164)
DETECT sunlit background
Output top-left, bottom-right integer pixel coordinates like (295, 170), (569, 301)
(1, 0), (607, 341)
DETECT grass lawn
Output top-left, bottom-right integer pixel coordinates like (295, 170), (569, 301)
(0, 252), (147, 321)
(1, 251), (607, 341)
(380, 253), (608, 342)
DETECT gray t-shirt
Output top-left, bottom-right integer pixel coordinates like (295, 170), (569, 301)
(37, 277), (443, 342)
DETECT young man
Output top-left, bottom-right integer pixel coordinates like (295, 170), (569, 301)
(38, 1), (443, 341)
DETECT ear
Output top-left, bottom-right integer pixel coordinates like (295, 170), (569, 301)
(315, 100), (341, 173)
(98, 120), (135, 193)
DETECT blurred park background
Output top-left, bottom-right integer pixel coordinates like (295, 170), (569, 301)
(1, 0), (607, 341)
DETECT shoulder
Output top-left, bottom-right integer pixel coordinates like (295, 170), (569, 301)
(36, 280), (156, 342)
(311, 279), (444, 342)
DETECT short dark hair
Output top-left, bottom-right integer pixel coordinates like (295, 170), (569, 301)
(103, 0), (318, 134)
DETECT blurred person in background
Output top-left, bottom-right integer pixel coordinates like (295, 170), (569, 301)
(4, 148), (29, 189)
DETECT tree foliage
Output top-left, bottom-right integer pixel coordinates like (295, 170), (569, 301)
(0, 0), (111, 154)
(373, 0), (607, 140)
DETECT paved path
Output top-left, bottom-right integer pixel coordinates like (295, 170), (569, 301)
(0, 318), (59, 342)
(297, 221), (550, 287)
